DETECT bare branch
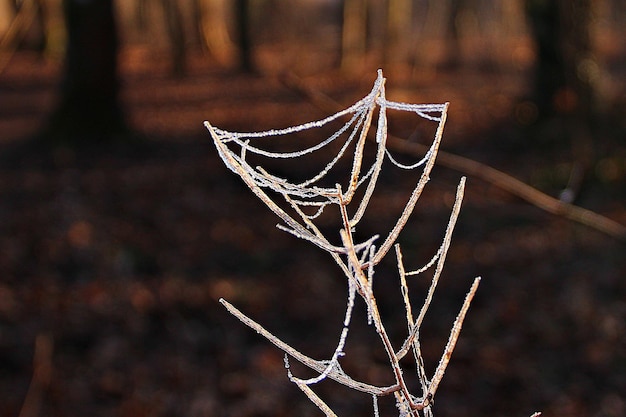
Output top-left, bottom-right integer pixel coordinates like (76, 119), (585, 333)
(397, 177), (466, 361)
(219, 298), (396, 396)
(428, 276), (481, 397)
(292, 379), (339, 417)
(396, 245), (430, 396)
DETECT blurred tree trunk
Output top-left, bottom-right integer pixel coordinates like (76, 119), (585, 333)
(442, 0), (465, 70)
(525, 0), (597, 122)
(44, 0), (66, 58)
(525, 0), (598, 200)
(0, 0), (37, 52)
(197, 0), (236, 66)
(0, 1), (16, 35)
(160, 0), (186, 76)
(341, 0), (367, 70)
(235, 0), (254, 72)
(385, 0), (412, 64)
(133, 0), (187, 76)
(44, 0), (127, 144)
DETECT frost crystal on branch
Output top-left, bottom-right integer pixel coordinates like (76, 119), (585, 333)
(207, 70), (480, 416)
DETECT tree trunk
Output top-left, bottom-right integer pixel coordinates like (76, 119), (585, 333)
(442, 0), (464, 70)
(341, 0), (367, 70)
(386, 0), (412, 64)
(0, 1), (16, 35)
(525, 0), (596, 121)
(524, 0), (598, 201)
(197, 0), (236, 66)
(44, 0), (127, 145)
(235, 0), (254, 72)
(161, 0), (186, 77)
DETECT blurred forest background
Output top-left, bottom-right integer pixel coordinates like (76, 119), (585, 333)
(0, 1), (625, 417)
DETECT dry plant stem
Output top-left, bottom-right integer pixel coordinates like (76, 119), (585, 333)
(338, 191), (401, 391)
(280, 71), (626, 241)
(340, 190), (432, 412)
(294, 381), (339, 417)
(429, 276), (480, 397)
(397, 245), (430, 398)
(337, 186), (370, 296)
(396, 177), (466, 361)
(343, 81), (381, 205)
(340, 227), (416, 402)
(219, 298), (396, 395)
(349, 81), (389, 227)
(210, 71), (483, 415)
(394, 178), (468, 399)
(394, 176), (476, 409)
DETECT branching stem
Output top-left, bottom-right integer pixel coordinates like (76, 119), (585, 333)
(209, 70), (482, 416)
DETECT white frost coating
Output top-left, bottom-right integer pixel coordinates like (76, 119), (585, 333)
(381, 100), (446, 121)
(212, 70), (384, 142)
(205, 69), (448, 254)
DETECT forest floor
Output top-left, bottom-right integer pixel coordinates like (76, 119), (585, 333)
(0, 47), (625, 417)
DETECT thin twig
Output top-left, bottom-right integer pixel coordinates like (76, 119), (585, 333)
(293, 379), (339, 417)
(428, 276), (481, 397)
(340, 215), (424, 412)
(387, 137), (626, 241)
(219, 298), (396, 395)
(396, 177), (466, 361)
(343, 76), (380, 205)
(396, 244), (430, 397)
(349, 77), (388, 227)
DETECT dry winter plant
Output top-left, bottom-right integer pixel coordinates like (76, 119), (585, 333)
(205, 70), (481, 416)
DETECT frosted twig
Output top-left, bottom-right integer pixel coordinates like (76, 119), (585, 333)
(428, 276), (481, 397)
(220, 298), (396, 395)
(340, 223), (424, 412)
(397, 177), (466, 361)
(292, 377), (339, 417)
(396, 245), (430, 396)
(342, 79), (380, 205)
(349, 79), (389, 227)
